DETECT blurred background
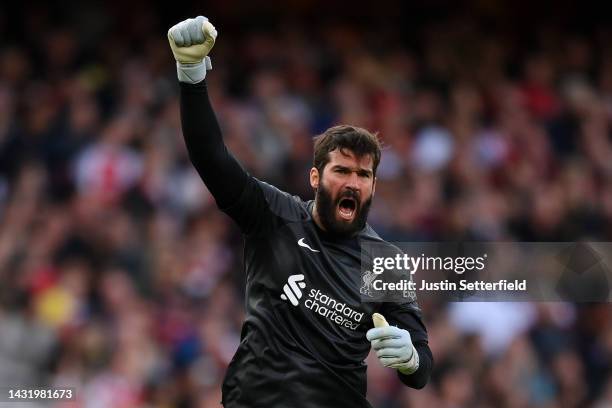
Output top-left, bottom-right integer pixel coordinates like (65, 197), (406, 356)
(0, 0), (611, 406)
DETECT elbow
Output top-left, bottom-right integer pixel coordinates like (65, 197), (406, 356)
(398, 369), (431, 390)
(410, 374), (430, 390)
(186, 148), (210, 173)
(186, 142), (225, 171)
(186, 150), (199, 166)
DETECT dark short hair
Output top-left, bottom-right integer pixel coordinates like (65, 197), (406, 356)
(313, 125), (382, 176)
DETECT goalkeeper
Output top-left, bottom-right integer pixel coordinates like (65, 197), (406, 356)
(168, 16), (433, 407)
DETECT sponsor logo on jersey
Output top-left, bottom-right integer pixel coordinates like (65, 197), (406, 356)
(280, 274), (306, 306)
(280, 274), (364, 330)
(297, 238), (320, 253)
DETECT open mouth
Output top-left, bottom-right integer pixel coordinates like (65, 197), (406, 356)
(337, 197), (357, 221)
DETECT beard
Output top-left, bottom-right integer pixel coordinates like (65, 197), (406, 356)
(315, 182), (373, 238)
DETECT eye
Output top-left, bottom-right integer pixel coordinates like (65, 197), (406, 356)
(358, 171), (372, 178)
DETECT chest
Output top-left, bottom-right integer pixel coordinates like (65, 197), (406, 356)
(250, 222), (378, 332)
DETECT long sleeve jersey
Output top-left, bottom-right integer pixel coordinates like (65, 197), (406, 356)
(179, 81), (433, 408)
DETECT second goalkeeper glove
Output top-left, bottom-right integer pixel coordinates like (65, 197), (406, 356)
(367, 313), (420, 375)
(167, 16), (218, 84)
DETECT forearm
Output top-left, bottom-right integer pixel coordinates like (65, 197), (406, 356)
(179, 81), (248, 208)
(397, 342), (433, 389)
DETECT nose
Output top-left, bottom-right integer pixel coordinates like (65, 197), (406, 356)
(345, 171), (360, 190)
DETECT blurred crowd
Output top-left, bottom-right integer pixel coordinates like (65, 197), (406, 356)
(0, 1), (611, 407)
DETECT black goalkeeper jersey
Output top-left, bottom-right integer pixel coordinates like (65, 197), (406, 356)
(179, 81), (432, 408)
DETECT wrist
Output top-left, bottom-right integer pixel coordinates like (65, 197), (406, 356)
(177, 57), (212, 84)
(397, 345), (420, 375)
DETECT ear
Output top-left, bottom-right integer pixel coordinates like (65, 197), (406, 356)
(372, 176), (377, 196)
(310, 167), (320, 190)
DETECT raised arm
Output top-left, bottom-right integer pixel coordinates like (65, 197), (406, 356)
(168, 16), (248, 209)
(179, 81), (248, 208)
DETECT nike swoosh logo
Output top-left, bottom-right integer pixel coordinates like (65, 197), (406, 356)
(298, 238), (320, 253)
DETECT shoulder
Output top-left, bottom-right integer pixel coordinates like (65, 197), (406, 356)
(254, 178), (311, 222)
(359, 224), (399, 251)
(358, 224), (405, 261)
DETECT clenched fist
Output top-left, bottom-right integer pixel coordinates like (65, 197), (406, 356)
(168, 16), (218, 83)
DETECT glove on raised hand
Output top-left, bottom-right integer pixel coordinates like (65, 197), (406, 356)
(366, 313), (420, 375)
(167, 16), (218, 83)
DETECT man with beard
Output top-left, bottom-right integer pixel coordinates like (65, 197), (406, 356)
(168, 16), (433, 408)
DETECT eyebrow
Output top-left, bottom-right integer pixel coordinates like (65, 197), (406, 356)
(332, 165), (373, 176)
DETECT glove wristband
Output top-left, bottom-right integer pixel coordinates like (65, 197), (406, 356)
(177, 57), (212, 84)
(396, 345), (420, 375)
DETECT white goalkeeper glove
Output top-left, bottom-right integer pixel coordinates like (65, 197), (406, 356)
(167, 16), (218, 84)
(366, 313), (420, 375)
